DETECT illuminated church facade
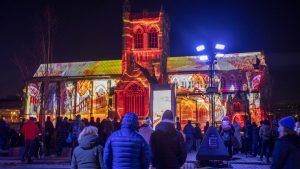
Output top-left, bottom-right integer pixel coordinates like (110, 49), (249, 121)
(25, 2), (271, 127)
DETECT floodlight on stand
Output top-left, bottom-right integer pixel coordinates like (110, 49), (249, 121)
(196, 45), (205, 52)
(215, 44), (225, 50)
(199, 55), (208, 61)
(216, 53), (225, 58)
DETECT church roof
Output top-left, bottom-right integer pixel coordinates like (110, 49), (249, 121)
(167, 52), (266, 74)
(33, 52), (266, 78)
(34, 60), (122, 78)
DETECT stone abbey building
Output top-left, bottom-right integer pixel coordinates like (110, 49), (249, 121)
(25, 1), (271, 127)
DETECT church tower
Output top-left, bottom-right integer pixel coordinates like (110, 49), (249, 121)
(115, 1), (170, 119)
(121, 0), (170, 82)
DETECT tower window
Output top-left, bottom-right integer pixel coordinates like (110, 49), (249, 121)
(148, 28), (158, 48)
(134, 29), (143, 49)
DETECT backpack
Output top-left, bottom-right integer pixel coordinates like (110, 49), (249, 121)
(223, 130), (231, 141)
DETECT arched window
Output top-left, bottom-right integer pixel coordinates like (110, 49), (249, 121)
(124, 83), (145, 117)
(233, 102), (241, 112)
(134, 29), (143, 48)
(148, 28), (158, 48)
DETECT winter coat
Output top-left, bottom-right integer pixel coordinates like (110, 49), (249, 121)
(259, 124), (272, 140)
(139, 125), (154, 144)
(252, 125), (259, 143)
(271, 134), (300, 169)
(244, 123), (252, 140)
(233, 122), (242, 148)
(71, 135), (104, 169)
(220, 125), (234, 143)
(193, 126), (202, 140)
(103, 114), (150, 169)
(150, 122), (187, 169)
(183, 123), (194, 139)
(176, 121), (181, 131)
(56, 121), (68, 146)
(21, 120), (40, 141)
(45, 120), (54, 136)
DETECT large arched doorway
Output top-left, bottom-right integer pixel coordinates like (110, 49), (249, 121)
(124, 83), (146, 117)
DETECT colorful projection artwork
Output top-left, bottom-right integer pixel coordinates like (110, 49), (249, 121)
(26, 83), (41, 118)
(215, 96), (226, 122)
(93, 80), (109, 119)
(252, 74), (262, 91)
(152, 90), (172, 129)
(248, 93), (263, 125)
(76, 80), (92, 118)
(60, 81), (75, 118)
(169, 74), (208, 94)
(45, 83), (58, 121)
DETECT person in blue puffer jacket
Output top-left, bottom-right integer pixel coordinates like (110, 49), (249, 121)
(103, 112), (150, 169)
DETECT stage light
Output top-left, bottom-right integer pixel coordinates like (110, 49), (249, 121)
(215, 44), (225, 50)
(199, 55), (208, 61)
(216, 53), (225, 58)
(196, 45), (205, 52)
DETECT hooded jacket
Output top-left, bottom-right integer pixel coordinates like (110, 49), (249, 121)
(103, 113), (150, 169)
(71, 135), (104, 169)
(271, 134), (300, 169)
(21, 120), (40, 141)
(150, 122), (187, 169)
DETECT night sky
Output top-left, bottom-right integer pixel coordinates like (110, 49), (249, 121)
(1, 0), (300, 103)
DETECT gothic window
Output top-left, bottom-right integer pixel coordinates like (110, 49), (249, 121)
(233, 102), (241, 112)
(148, 28), (158, 48)
(134, 29), (143, 49)
(124, 83), (145, 117)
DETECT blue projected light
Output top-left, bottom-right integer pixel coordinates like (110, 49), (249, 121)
(196, 45), (205, 52)
(215, 44), (225, 50)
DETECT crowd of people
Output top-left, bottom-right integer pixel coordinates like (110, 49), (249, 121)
(1, 112), (300, 168)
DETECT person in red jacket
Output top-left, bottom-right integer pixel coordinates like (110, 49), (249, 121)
(21, 117), (40, 163)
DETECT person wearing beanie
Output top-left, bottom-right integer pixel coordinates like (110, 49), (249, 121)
(104, 112), (150, 169)
(139, 117), (154, 144)
(271, 116), (300, 169)
(150, 110), (187, 169)
(220, 116), (234, 158)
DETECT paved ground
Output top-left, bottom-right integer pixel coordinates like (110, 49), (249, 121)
(0, 152), (271, 169)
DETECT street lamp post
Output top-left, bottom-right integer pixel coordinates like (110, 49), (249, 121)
(196, 43), (225, 127)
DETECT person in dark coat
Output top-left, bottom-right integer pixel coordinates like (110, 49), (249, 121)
(204, 121), (209, 134)
(271, 116), (300, 169)
(259, 119), (272, 163)
(104, 112), (150, 169)
(176, 117), (181, 131)
(45, 116), (54, 156)
(150, 110), (187, 169)
(71, 126), (104, 169)
(243, 120), (252, 156)
(112, 118), (120, 131)
(0, 117), (8, 150)
(251, 122), (259, 157)
(56, 117), (68, 156)
(193, 123), (202, 151)
(100, 118), (114, 144)
(183, 120), (194, 153)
